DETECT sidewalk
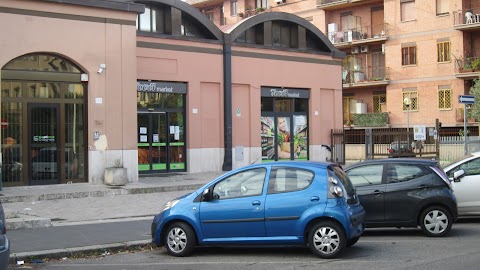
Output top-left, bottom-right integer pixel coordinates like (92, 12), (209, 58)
(1, 171), (224, 264)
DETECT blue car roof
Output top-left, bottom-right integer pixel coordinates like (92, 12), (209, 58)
(243, 161), (336, 170)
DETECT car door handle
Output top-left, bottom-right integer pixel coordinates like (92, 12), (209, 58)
(417, 185), (427, 189)
(372, 190), (383, 195)
(252, 200), (261, 206)
(310, 196), (320, 202)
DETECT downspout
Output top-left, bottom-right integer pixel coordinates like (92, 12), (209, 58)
(222, 34), (232, 171)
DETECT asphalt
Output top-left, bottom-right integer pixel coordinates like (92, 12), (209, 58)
(1, 171), (224, 265)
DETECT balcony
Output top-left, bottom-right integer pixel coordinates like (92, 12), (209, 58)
(453, 8), (480, 31)
(185, 0), (223, 6)
(454, 56), (480, 79)
(343, 66), (390, 89)
(327, 23), (388, 48)
(317, 0), (378, 10)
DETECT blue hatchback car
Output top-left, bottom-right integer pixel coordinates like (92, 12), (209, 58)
(152, 161), (365, 258)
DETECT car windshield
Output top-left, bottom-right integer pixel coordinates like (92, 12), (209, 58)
(441, 154), (474, 169)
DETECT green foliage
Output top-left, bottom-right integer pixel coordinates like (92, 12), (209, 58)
(352, 112), (389, 127)
(468, 79), (480, 121)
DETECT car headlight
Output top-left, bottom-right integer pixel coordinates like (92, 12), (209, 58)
(163, 200), (179, 211)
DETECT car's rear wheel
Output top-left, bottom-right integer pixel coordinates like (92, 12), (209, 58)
(419, 206), (452, 237)
(164, 222), (196, 257)
(308, 221), (346, 259)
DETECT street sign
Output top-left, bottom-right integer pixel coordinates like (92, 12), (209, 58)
(414, 125), (426, 140)
(459, 95), (475, 104)
(1, 118), (7, 129)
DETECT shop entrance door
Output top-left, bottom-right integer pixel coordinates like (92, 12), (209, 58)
(138, 112), (185, 173)
(28, 104), (61, 185)
(261, 115), (308, 161)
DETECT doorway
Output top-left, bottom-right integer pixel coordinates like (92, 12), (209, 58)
(138, 111), (186, 173)
(28, 104), (61, 185)
(261, 115), (308, 161)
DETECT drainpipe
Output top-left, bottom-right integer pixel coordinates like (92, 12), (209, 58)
(222, 35), (232, 171)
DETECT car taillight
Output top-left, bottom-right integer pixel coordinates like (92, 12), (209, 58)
(388, 148), (394, 153)
(328, 176), (344, 198)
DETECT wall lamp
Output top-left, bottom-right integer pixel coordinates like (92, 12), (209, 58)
(98, 64), (106, 74)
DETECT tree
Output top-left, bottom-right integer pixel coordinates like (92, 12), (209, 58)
(468, 79), (480, 121)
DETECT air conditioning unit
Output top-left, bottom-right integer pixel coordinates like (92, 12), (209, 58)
(360, 45), (369, 53)
(351, 46), (360, 54)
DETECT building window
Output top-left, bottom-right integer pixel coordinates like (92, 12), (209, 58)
(437, 41), (450, 63)
(402, 91), (418, 111)
(438, 87), (452, 110)
(373, 94), (386, 113)
(402, 46), (416, 65)
(401, 0), (415, 22)
(436, 0), (448, 15)
(205, 9), (214, 22)
(231, 0), (238, 16)
(256, 0), (269, 9)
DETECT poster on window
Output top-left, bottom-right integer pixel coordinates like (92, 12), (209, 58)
(293, 115), (308, 160)
(260, 117), (275, 162)
(277, 117), (291, 160)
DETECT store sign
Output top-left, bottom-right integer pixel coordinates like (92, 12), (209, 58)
(33, 135), (55, 142)
(137, 81), (187, 94)
(261, 87), (309, 99)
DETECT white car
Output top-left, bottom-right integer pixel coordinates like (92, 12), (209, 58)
(443, 152), (480, 216)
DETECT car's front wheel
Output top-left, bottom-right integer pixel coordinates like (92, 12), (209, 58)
(419, 206), (452, 237)
(164, 222), (196, 257)
(308, 221), (346, 259)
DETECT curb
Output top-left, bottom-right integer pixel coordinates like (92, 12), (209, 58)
(9, 239), (154, 265)
(1, 183), (205, 204)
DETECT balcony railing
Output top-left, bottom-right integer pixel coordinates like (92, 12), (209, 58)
(317, 0), (350, 9)
(327, 23), (387, 45)
(453, 8), (480, 30)
(454, 56), (480, 79)
(342, 66), (390, 85)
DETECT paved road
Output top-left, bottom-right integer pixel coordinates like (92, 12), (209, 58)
(9, 219), (480, 270)
(9, 220), (152, 254)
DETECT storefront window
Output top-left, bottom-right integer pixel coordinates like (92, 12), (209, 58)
(28, 82), (61, 98)
(137, 92), (183, 109)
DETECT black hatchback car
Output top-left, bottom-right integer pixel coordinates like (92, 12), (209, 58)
(345, 159), (457, 237)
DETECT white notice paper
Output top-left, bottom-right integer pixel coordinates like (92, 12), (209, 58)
(153, 134), (159, 143)
(140, 135), (148, 142)
(170, 126), (175, 134)
(140, 127), (147, 134)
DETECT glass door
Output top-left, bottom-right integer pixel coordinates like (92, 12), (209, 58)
(138, 112), (185, 173)
(29, 104), (60, 185)
(168, 112), (185, 171)
(138, 112), (167, 173)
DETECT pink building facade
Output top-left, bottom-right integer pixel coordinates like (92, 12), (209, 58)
(0, 0), (344, 187)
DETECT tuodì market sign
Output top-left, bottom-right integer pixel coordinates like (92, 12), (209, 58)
(261, 87), (309, 99)
(137, 81), (187, 94)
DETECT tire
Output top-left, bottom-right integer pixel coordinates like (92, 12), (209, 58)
(308, 221), (346, 259)
(164, 222), (196, 257)
(346, 236), (360, 247)
(419, 206), (453, 237)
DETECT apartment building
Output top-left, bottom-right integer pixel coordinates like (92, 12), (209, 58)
(188, 0), (480, 134)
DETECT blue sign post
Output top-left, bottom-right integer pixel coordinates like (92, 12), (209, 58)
(459, 95), (475, 155)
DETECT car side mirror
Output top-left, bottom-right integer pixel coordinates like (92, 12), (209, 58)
(453, 169), (465, 182)
(202, 188), (212, 201)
